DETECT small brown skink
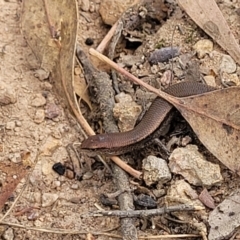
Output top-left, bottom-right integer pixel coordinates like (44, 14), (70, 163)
(81, 81), (216, 155)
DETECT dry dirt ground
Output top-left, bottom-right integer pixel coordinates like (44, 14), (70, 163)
(0, 0), (240, 240)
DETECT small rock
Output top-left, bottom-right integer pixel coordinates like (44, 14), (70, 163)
(172, 66), (184, 78)
(0, 81), (17, 105)
(39, 136), (61, 156)
(8, 152), (22, 163)
(113, 93), (142, 132)
(2, 228), (14, 240)
(34, 69), (50, 81)
(31, 93), (46, 107)
(41, 159), (54, 175)
(5, 121), (15, 130)
(42, 193), (59, 207)
(51, 130), (61, 139)
(169, 145), (223, 187)
(193, 39), (213, 59)
(221, 72), (240, 86)
(120, 54), (144, 67)
(142, 155), (171, 186)
(74, 67), (82, 75)
(29, 164), (42, 186)
(179, 52), (195, 69)
(150, 65), (159, 74)
(152, 189), (165, 198)
(80, 0), (90, 11)
(40, 82), (52, 91)
(52, 180), (61, 188)
(34, 109), (45, 124)
(200, 51), (222, 74)
(15, 120), (22, 127)
(45, 103), (61, 119)
(220, 54), (236, 74)
(134, 194), (157, 208)
(70, 183), (79, 189)
(203, 75), (217, 87)
(149, 47), (180, 64)
(65, 169), (75, 179)
(82, 171), (93, 180)
(159, 70), (172, 87)
(166, 179), (200, 203)
(89, 2), (95, 12)
(181, 136), (192, 147)
(85, 38), (94, 46)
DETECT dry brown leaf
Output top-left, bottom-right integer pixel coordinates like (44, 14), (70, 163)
(74, 75), (92, 110)
(0, 162), (29, 210)
(177, 0), (240, 65)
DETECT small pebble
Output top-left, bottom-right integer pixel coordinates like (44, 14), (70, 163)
(45, 103), (61, 119)
(6, 121), (15, 130)
(81, 0), (90, 11)
(34, 109), (45, 124)
(82, 171), (93, 180)
(220, 54), (237, 74)
(40, 82), (52, 91)
(204, 75), (217, 87)
(31, 93), (46, 107)
(0, 82), (17, 105)
(149, 47), (180, 64)
(8, 152), (22, 163)
(15, 120), (22, 127)
(42, 193), (59, 207)
(193, 39), (213, 59)
(34, 69), (49, 81)
(142, 155), (171, 186)
(89, 2), (95, 12)
(85, 38), (94, 46)
(52, 180), (61, 188)
(2, 228), (14, 240)
(70, 183), (79, 189)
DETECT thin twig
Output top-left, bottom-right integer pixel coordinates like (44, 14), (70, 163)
(85, 204), (204, 218)
(96, 21), (118, 53)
